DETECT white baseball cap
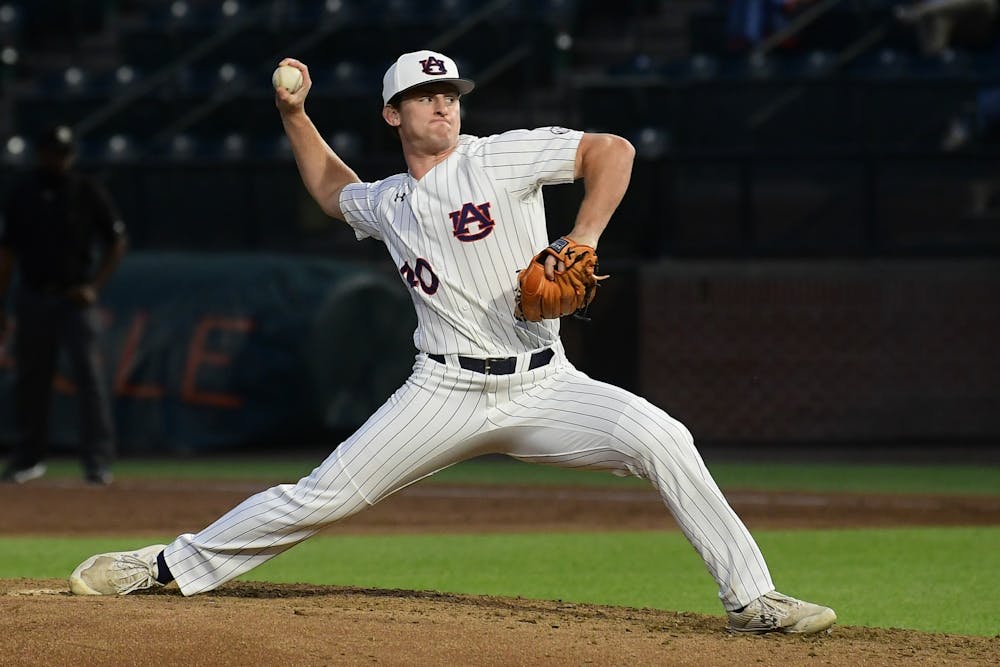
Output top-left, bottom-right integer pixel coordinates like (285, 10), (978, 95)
(382, 50), (475, 105)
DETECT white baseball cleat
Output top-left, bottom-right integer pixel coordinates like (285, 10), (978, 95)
(726, 590), (837, 634)
(1, 463), (47, 484)
(69, 544), (167, 596)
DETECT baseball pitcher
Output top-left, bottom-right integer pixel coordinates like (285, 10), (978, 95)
(69, 50), (836, 635)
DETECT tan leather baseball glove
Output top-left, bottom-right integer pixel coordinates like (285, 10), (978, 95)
(514, 237), (604, 321)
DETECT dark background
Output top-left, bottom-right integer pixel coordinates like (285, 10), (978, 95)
(0, 0), (997, 453)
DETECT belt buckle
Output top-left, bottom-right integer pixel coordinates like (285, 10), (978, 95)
(484, 357), (505, 375)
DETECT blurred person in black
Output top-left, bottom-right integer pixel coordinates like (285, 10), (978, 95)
(0, 125), (127, 485)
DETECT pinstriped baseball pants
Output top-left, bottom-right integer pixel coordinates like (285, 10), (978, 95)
(163, 341), (774, 609)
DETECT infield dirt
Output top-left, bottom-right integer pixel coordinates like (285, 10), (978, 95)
(2, 479), (998, 665)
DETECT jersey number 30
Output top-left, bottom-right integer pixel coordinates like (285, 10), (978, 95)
(400, 258), (439, 295)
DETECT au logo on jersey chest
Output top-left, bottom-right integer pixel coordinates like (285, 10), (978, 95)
(449, 201), (495, 242)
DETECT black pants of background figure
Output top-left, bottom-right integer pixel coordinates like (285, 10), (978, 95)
(8, 288), (115, 475)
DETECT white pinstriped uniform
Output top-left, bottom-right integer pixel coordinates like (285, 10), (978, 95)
(161, 127), (774, 610)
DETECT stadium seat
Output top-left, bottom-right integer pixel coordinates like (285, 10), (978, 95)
(1, 43), (18, 70)
(630, 126), (670, 160)
(906, 49), (973, 80)
(218, 132), (247, 160)
(436, 0), (471, 22)
(789, 50), (837, 80)
(310, 59), (370, 96)
(172, 61), (248, 96)
(608, 53), (659, 77)
(327, 130), (362, 159)
(102, 133), (139, 162)
(164, 132), (201, 160)
(743, 52), (776, 81)
(0, 2), (21, 44)
(218, 0), (243, 22)
(258, 134), (295, 161)
(532, 0), (577, 25)
(84, 64), (144, 96)
(35, 65), (91, 96)
(675, 53), (720, 81)
(0, 2), (21, 36)
(285, 0), (360, 28)
(145, 0), (230, 31)
(1, 133), (29, 166)
(216, 61), (245, 88)
(381, 0), (418, 24)
(850, 48), (912, 80)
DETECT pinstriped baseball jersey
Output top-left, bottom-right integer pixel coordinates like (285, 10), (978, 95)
(339, 127), (583, 356)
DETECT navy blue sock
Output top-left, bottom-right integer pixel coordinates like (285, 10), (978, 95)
(155, 551), (175, 585)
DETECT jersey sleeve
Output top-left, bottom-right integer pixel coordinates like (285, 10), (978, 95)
(339, 181), (384, 241)
(480, 127), (583, 197)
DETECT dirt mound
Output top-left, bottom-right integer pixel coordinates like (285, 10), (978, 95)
(2, 580), (996, 666)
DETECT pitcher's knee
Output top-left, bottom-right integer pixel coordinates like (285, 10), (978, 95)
(273, 481), (370, 527)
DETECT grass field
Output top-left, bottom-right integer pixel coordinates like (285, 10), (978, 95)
(2, 456), (998, 637)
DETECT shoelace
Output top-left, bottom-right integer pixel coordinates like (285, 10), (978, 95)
(110, 554), (157, 595)
(760, 593), (800, 612)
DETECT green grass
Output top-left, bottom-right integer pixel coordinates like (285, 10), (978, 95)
(3, 526), (998, 636)
(34, 456), (1000, 496)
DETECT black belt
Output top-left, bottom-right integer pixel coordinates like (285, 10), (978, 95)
(428, 348), (554, 375)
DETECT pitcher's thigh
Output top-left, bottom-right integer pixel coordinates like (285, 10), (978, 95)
(329, 372), (492, 504)
(498, 372), (699, 481)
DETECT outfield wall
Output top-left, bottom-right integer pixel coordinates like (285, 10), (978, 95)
(0, 255), (996, 454)
(634, 260), (1000, 444)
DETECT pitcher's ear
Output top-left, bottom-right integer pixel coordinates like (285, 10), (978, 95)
(382, 104), (401, 127)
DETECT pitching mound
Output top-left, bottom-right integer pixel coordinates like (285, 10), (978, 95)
(2, 579), (996, 666)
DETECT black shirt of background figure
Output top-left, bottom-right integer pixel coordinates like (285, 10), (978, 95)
(1, 169), (123, 292)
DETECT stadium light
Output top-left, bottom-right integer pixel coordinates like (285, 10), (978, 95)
(1, 46), (16, 65)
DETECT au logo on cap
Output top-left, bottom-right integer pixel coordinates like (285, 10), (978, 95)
(420, 56), (448, 75)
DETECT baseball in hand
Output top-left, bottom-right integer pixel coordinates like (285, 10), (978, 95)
(272, 65), (303, 93)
